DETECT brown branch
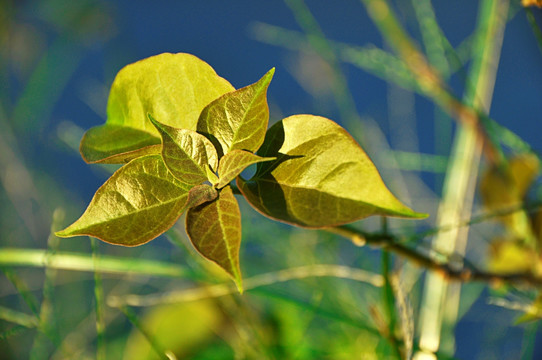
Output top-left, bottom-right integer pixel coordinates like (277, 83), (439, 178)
(326, 225), (542, 288)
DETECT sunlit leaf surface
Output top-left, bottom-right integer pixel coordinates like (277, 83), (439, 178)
(149, 114), (218, 185)
(80, 53), (234, 163)
(198, 68), (274, 156)
(56, 155), (191, 246)
(215, 149), (274, 189)
(238, 115), (426, 227)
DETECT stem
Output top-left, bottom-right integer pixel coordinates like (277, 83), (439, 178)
(382, 250), (402, 359)
(0, 248), (190, 278)
(91, 238), (106, 360)
(328, 225), (542, 287)
(417, 0), (509, 357)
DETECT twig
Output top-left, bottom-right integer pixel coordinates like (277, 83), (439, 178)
(328, 225), (542, 288)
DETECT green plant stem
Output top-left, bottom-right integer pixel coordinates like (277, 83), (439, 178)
(91, 238), (106, 360)
(359, 0), (504, 166)
(0, 305), (39, 328)
(417, 0), (509, 357)
(382, 250), (402, 359)
(0, 248), (190, 278)
(30, 224), (62, 359)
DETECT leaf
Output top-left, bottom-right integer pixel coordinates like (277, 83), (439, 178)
(80, 124), (161, 164)
(215, 149), (275, 189)
(185, 184), (218, 209)
(237, 115), (426, 228)
(480, 153), (540, 238)
(197, 68), (275, 157)
(488, 237), (538, 274)
(149, 114), (218, 185)
(481, 153), (540, 209)
(185, 186), (243, 291)
(55, 155), (191, 246)
(81, 53), (234, 163)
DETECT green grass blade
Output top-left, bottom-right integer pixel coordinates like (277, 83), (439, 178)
(411, 0), (450, 76)
(30, 232), (61, 360)
(0, 305), (39, 328)
(0, 248), (190, 278)
(91, 238), (106, 360)
(1, 267), (40, 316)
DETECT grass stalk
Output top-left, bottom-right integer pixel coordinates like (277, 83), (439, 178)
(0, 305), (39, 328)
(91, 238), (106, 360)
(416, 1), (509, 357)
(0, 248), (190, 278)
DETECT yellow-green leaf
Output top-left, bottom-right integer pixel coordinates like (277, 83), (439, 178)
(480, 153), (540, 239)
(215, 149), (275, 189)
(81, 53), (234, 163)
(238, 115), (426, 228)
(197, 68), (275, 157)
(80, 124), (161, 164)
(185, 186), (243, 291)
(488, 238), (538, 274)
(55, 155), (191, 246)
(149, 114), (218, 185)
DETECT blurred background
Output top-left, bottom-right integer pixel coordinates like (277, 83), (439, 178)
(1, 0), (542, 359)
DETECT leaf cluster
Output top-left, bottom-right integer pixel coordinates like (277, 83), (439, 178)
(56, 53), (425, 290)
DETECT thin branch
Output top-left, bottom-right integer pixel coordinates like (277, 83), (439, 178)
(328, 225), (542, 288)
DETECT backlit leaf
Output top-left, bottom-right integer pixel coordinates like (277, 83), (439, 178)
(80, 124), (161, 164)
(215, 149), (275, 189)
(197, 68), (275, 157)
(55, 155), (191, 246)
(185, 186), (243, 291)
(149, 114), (218, 185)
(81, 53), (234, 163)
(238, 115), (426, 228)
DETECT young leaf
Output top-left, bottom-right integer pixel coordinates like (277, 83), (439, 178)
(237, 115), (426, 228)
(81, 53), (234, 163)
(185, 184), (219, 209)
(80, 124), (161, 164)
(185, 186), (243, 291)
(197, 68), (275, 157)
(149, 114), (218, 185)
(215, 149), (275, 189)
(55, 155), (191, 246)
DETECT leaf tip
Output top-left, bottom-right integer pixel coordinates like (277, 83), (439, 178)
(261, 67), (275, 85)
(54, 227), (75, 238)
(233, 275), (244, 294)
